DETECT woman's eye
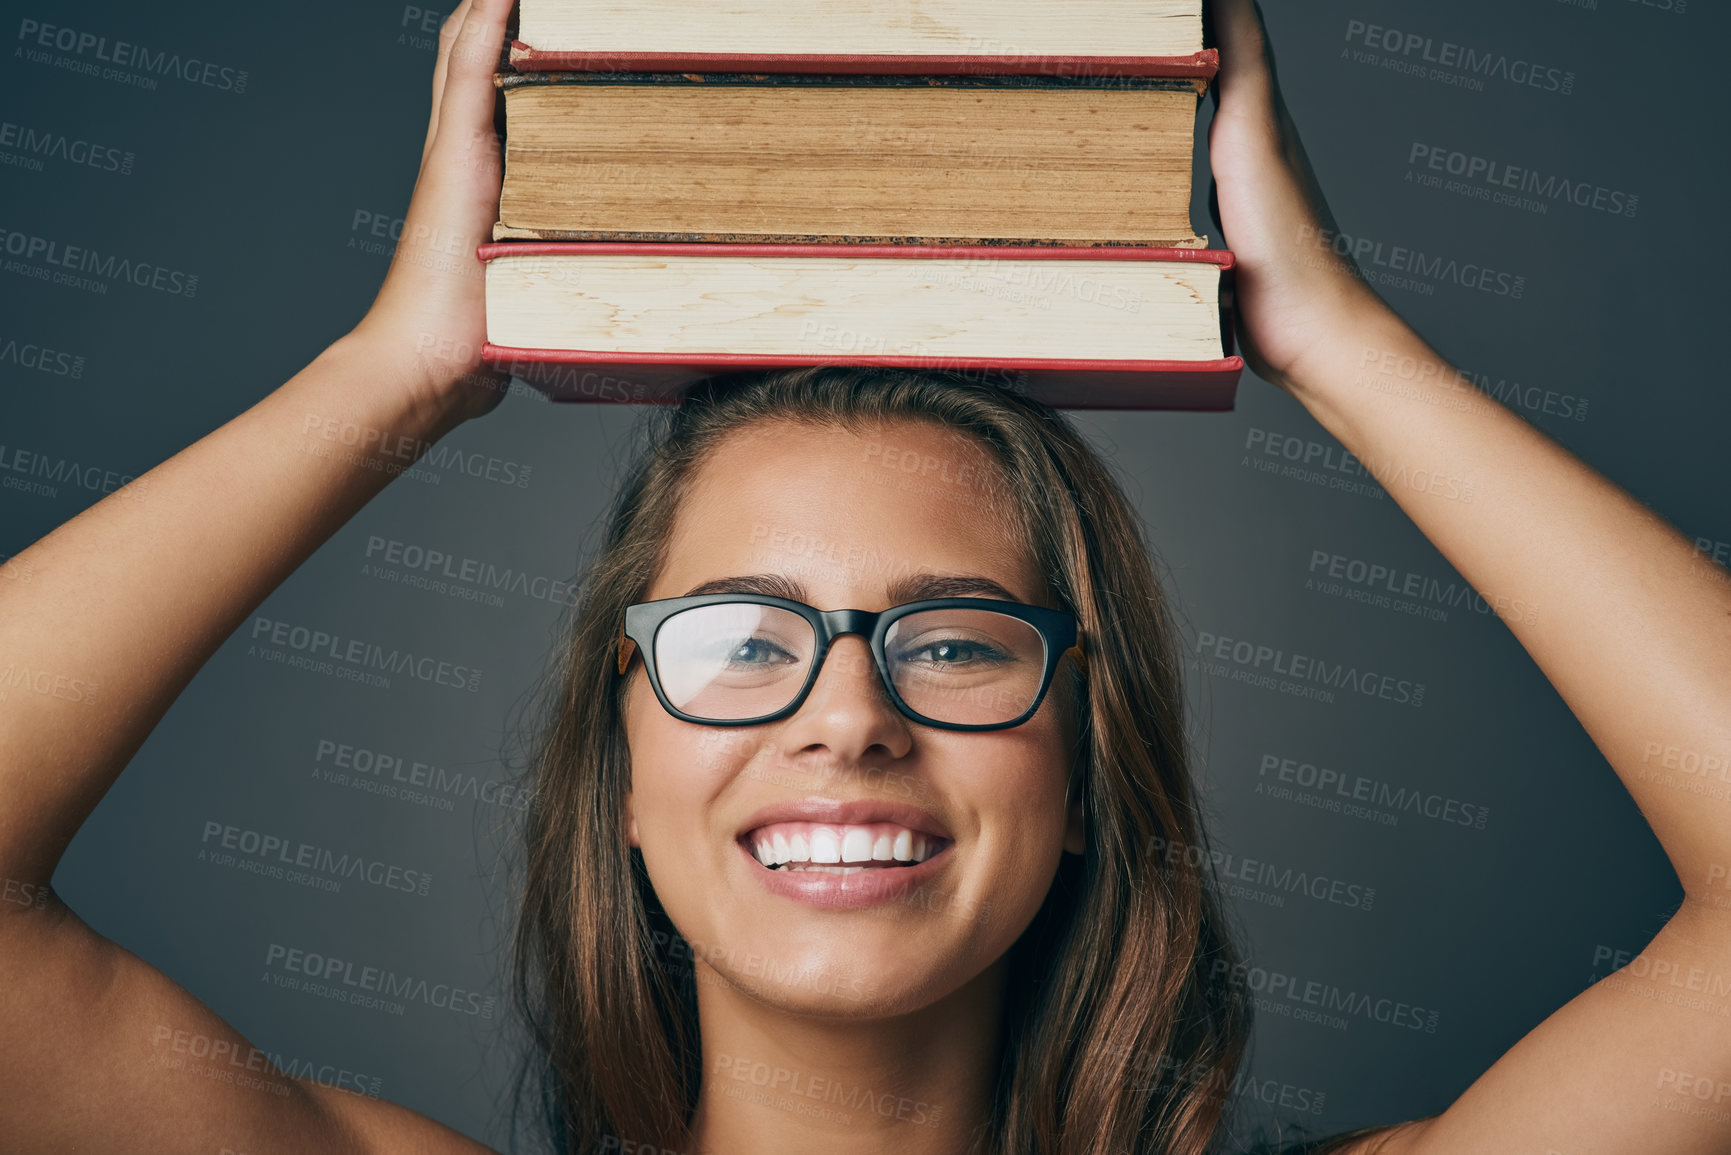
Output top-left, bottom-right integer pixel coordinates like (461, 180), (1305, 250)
(904, 639), (1003, 665)
(726, 637), (795, 665)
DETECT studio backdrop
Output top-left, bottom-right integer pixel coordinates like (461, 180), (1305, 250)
(1, 0), (1723, 1148)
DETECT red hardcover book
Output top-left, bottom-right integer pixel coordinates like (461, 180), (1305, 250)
(507, 43), (1220, 80)
(506, 2), (1215, 78)
(478, 242), (1244, 412)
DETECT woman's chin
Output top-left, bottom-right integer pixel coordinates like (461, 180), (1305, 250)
(690, 925), (971, 1019)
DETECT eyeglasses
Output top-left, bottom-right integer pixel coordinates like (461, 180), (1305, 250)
(618, 594), (1086, 731)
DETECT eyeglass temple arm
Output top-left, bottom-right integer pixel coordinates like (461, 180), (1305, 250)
(1065, 637), (1088, 676)
(617, 632), (637, 675)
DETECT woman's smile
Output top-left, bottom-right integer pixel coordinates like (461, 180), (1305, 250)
(736, 826), (955, 907)
(731, 798), (957, 907)
(745, 822), (946, 870)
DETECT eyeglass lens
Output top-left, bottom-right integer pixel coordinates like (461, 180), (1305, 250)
(652, 602), (1049, 726)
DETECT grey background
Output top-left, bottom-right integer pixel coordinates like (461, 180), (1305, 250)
(2, 0), (1725, 1148)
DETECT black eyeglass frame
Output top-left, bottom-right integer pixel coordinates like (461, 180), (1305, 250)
(618, 593), (1087, 732)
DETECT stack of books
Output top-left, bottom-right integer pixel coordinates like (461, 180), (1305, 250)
(479, 0), (1242, 410)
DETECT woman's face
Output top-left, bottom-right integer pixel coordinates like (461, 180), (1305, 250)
(623, 417), (1083, 1017)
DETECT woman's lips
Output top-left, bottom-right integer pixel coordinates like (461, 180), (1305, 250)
(735, 797), (952, 842)
(736, 834), (954, 909)
(730, 797), (956, 908)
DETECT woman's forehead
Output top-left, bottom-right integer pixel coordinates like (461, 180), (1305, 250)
(652, 420), (1041, 605)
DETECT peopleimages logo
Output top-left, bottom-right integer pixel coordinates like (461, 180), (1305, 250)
(1356, 346), (1589, 424)
(1146, 834), (1376, 911)
(712, 1052), (945, 1128)
(362, 535), (578, 609)
(1208, 958), (1440, 1033)
(200, 820), (433, 897)
(0, 443), (141, 498)
(0, 120), (133, 175)
(1307, 548), (1537, 625)
(1298, 224), (1525, 299)
(247, 615), (482, 693)
(0, 336), (85, 378)
(0, 228), (198, 297)
(299, 413), (533, 488)
(1115, 1046), (1329, 1116)
(1257, 753), (1491, 831)
(0, 661), (99, 706)
(15, 18), (249, 93)
(312, 737), (533, 813)
(1407, 143), (1637, 218)
(263, 943), (499, 1018)
(1194, 628), (1426, 708)
(1342, 19), (1575, 95)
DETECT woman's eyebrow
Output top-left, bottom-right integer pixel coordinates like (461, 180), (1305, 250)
(680, 572), (1022, 603)
(885, 573), (1022, 603)
(683, 574), (809, 600)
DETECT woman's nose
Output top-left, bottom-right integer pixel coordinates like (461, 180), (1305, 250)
(776, 635), (912, 761)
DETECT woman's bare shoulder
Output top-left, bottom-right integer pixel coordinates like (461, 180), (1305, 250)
(311, 1080), (500, 1154)
(1332, 1119), (1432, 1155)
(1248, 1117), (1432, 1155)
(0, 900), (499, 1155)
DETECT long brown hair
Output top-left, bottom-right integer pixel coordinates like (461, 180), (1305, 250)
(511, 365), (1256, 1154)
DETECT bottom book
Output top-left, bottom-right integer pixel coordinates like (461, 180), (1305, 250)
(478, 242), (1244, 411)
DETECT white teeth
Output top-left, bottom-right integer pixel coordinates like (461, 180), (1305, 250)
(841, 828), (874, 863)
(746, 823), (945, 869)
(786, 864), (868, 874)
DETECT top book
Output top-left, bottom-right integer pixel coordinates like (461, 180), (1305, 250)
(510, 0), (1214, 77)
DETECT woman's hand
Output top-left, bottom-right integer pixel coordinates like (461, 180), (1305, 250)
(1206, 0), (1399, 395)
(349, 0), (514, 425)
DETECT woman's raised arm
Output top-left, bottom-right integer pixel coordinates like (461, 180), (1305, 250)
(1207, 1), (1731, 1152)
(0, 0), (513, 1149)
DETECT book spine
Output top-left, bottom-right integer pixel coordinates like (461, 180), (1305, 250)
(484, 346), (1243, 374)
(474, 241), (1235, 267)
(481, 346), (1245, 411)
(507, 42), (1220, 81)
(489, 224), (1208, 248)
(493, 68), (1208, 94)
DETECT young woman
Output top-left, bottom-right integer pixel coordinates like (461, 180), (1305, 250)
(2, 0), (1726, 1152)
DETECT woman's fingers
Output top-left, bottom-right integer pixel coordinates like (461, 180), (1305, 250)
(428, 0), (511, 163)
(1201, 0), (1385, 387)
(354, 0), (510, 417)
(1209, 0), (1279, 140)
(1210, 0), (1272, 102)
(422, 0), (474, 171)
(1208, 0), (1337, 231)
(401, 0), (507, 255)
